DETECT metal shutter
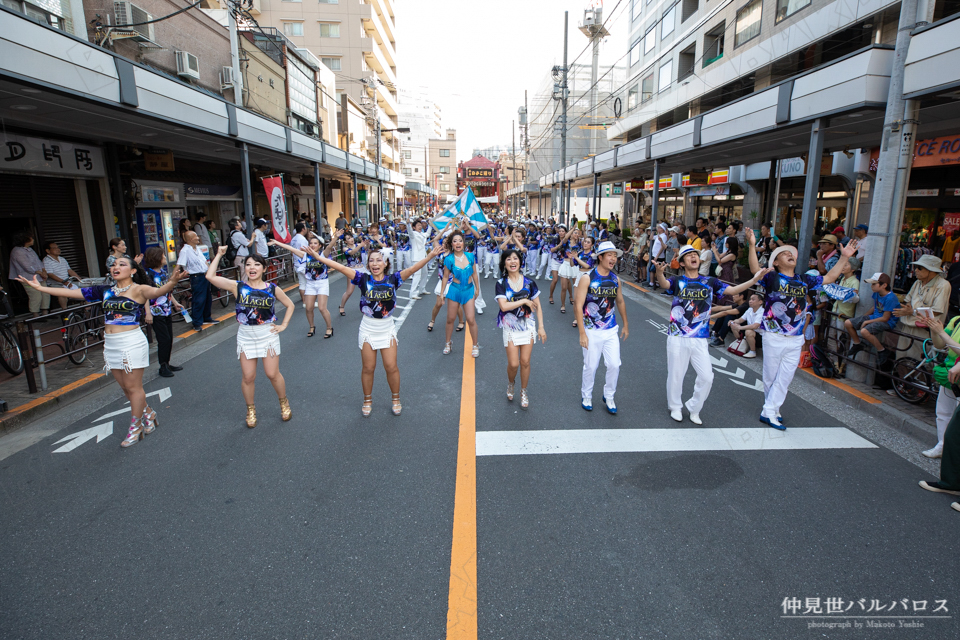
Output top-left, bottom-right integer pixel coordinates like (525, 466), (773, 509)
(34, 177), (88, 278)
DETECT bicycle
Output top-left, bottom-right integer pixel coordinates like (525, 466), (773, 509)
(0, 289), (24, 375)
(891, 339), (945, 405)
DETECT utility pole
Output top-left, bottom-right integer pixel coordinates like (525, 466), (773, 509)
(579, 4), (609, 160)
(561, 11), (569, 224)
(523, 90), (529, 215)
(512, 119), (517, 216)
(227, 0), (244, 107)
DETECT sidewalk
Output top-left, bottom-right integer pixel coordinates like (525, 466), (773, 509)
(0, 282), (301, 435)
(621, 278), (938, 445)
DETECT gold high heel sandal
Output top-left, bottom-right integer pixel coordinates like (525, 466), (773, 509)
(361, 395), (373, 417)
(279, 397), (292, 421)
(141, 407), (158, 434)
(121, 416), (144, 448)
(391, 393), (402, 416)
(246, 404), (257, 428)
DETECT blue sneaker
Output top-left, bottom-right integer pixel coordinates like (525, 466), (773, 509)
(759, 414), (786, 431)
(582, 398), (593, 411)
(602, 396), (617, 415)
(777, 415), (784, 426)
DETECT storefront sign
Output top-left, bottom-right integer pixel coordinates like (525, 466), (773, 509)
(466, 168), (494, 179)
(1, 133), (105, 178)
(466, 181), (495, 186)
(914, 136), (960, 167)
(943, 212), (960, 236)
(687, 185), (731, 197)
(612, 182), (623, 195)
(906, 188), (939, 197)
(261, 175), (292, 243)
(136, 181), (183, 204)
(642, 176), (675, 190)
(778, 157), (805, 178)
(682, 172), (709, 186)
(185, 184), (242, 200)
(708, 169), (729, 185)
(144, 150), (175, 172)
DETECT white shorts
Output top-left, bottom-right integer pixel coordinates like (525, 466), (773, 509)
(237, 323), (281, 359)
(503, 326), (537, 347)
(559, 262), (579, 279)
(574, 270), (590, 288)
(359, 315), (397, 351)
(304, 278), (329, 297)
(296, 271), (307, 289)
(103, 329), (149, 372)
(434, 278), (451, 297)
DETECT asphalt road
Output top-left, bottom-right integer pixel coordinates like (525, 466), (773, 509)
(0, 266), (957, 639)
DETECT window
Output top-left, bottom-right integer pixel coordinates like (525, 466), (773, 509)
(402, 168), (412, 176)
(439, 166), (450, 174)
(321, 57), (342, 71)
(403, 150), (412, 159)
(703, 22), (725, 67)
(283, 0), (302, 3)
(644, 24), (656, 54)
(678, 43), (696, 81)
(776, 0), (811, 23)
(439, 149), (450, 157)
(627, 84), (639, 110)
(734, 0), (762, 47)
(2, 0), (63, 29)
(319, 0), (339, 3)
(441, 184), (450, 192)
(630, 0), (642, 23)
(661, 4), (676, 38)
(641, 72), (654, 102)
(319, 22), (340, 38)
(283, 22), (304, 37)
(658, 59), (673, 93)
(680, 0), (699, 23)
(629, 39), (642, 67)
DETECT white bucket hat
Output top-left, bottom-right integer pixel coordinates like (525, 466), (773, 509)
(595, 241), (623, 258)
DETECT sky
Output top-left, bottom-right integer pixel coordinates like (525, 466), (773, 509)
(395, 0), (628, 163)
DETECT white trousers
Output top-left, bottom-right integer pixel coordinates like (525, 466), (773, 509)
(582, 328), (621, 401)
(477, 245), (488, 269)
(525, 249), (540, 276)
(666, 336), (714, 414)
(409, 251), (426, 295)
(395, 249), (413, 273)
(536, 250), (553, 279)
(935, 386), (957, 446)
(485, 252), (500, 278)
(761, 332), (803, 418)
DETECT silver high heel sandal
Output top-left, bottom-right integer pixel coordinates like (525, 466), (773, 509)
(506, 383), (515, 401)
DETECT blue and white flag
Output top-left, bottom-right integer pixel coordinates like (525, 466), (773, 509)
(431, 188), (489, 232)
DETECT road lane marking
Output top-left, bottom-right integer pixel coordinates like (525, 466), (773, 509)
(446, 335), (477, 639)
(475, 427), (877, 456)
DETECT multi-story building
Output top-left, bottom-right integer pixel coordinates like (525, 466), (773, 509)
(252, 0), (400, 171)
(398, 87), (443, 182)
(539, 0), (960, 297)
(428, 130), (458, 203)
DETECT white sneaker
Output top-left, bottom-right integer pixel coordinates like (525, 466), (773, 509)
(411, 294), (421, 300)
(743, 351), (756, 359)
(670, 410), (683, 422)
(921, 444), (943, 459)
(477, 308), (484, 315)
(689, 413), (702, 425)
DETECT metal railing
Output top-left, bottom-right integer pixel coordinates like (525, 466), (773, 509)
(16, 252), (295, 393)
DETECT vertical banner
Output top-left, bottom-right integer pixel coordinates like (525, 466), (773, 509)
(261, 175), (292, 243)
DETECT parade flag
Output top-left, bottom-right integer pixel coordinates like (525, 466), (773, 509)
(430, 188), (489, 232)
(261, 175), (292, 243)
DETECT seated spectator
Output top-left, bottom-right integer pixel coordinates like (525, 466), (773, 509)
(894, 254), (951, 361)
(710, 291), (748, 347)
(729, 292), (764, 358)
(844, 272), (900, 364)
(42, 241), (80, 311)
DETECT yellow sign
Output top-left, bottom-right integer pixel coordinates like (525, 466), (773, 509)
(144, 151), (175, 172)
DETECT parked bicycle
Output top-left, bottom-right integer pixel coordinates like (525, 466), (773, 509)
(891, 339), (945, 404)
(0, 289), (24, 375)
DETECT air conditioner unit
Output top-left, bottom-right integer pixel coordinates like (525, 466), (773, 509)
(176, 51), (201, 81)
(114, 1), (156, 42)
(220, 66), (236, 89)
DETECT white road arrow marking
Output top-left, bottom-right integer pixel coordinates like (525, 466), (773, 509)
(92, 388), (171, 422)
(732, 378), (765, 392)
(52, 422), (113, 453)
(715, 367), (746, 380)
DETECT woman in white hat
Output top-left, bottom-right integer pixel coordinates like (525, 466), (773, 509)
(575, 240), (629, 414)
(746, 232), (858, 430)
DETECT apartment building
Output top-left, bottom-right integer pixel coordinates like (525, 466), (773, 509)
(428, 130), (458, 201)
(398, 87), (443, 182)
(253, 0), (401, 170)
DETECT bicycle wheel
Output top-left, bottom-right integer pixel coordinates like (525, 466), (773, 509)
(64, 311), (87, 365)
(892, 358), (932, 404)
(0, 323), (24, 375)
(68, 329), (89, 365)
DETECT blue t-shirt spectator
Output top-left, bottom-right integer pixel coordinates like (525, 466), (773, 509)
(869, 291), (900, 329)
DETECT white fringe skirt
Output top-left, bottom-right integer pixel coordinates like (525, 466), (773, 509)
(103, 329), (150, 373)
(237, 323), (281, 359)
(359, 316), (397, 351)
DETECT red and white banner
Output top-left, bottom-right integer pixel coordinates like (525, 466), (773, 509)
(261, 175), (292, 243)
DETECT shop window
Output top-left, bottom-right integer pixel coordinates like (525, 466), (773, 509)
(658, 59), (673, 93)
(319, 22), (340, 38)
(678, 43), (696, 81)
(283, 22), (304, 37)
(775, 0), (811, 23)
(734, 0), (762, 48)
(681, 0), (699, 23)
(627, 84), (639, 110)
(703, 22), (724, 67)
(641, 71), (654, 102)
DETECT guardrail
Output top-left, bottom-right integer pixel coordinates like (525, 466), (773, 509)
(16, 252), (295, 393)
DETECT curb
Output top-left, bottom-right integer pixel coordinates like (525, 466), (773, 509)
(0, 282), (302, 436)
(623, 280), (937, 444)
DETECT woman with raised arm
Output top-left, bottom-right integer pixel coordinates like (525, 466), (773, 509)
(557, 227), (582, 315)
(570, 236), (597, 328)
(314, 241), (443, 416)
(18, 258), (185, 448)
(441, 229), (482, 357)
(206, 246), (296, 428)
(270, 232), (336, 338)
(496, 248), (547, 408)
(337, 231), (365, 315)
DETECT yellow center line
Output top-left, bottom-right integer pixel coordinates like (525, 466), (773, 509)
(446, 335), (477, 639)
